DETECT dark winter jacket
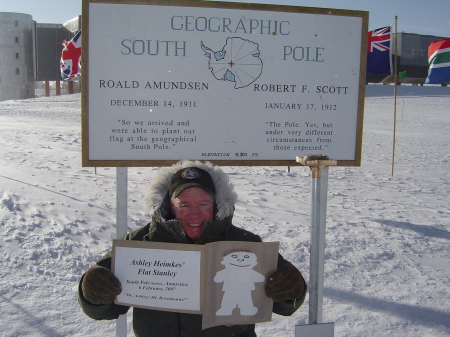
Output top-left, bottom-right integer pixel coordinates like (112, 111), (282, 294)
(78, 161), (306, 337)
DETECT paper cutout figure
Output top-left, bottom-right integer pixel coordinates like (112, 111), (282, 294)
(214, 249), (265, 316)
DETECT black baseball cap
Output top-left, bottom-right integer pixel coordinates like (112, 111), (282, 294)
(169, 167), (216, 198)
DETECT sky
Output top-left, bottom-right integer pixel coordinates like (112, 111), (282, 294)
(1, 0), (449, 38)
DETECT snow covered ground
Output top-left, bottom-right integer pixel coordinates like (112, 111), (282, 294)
(1, 85), (449, 336)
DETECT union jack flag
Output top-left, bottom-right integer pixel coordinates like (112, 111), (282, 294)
(367, 26), (392, 76)
(60, 31), (82, 80)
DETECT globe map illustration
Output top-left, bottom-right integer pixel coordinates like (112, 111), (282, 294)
(201, 37), (263, 89)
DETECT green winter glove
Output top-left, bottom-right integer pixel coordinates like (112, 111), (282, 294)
(265, 261), (305, 302)
(82, 265), (122, 304)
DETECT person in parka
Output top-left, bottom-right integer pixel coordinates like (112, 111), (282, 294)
(78, 160), (307, 337)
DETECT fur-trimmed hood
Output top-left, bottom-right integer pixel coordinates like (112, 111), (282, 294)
(145, 160), (238, 220)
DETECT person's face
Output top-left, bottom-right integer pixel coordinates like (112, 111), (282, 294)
(170, 187), (214, 240)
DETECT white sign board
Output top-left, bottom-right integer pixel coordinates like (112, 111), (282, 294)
(82, 0), (368, 167)
(114, 245), (202, 312)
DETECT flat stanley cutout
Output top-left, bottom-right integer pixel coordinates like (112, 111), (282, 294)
(203, 241), (278, 329)
(214, 249), (265, 316)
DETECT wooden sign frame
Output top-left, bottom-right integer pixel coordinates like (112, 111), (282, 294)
(81, 0), (368, 167)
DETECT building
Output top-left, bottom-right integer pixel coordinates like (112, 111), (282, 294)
(398, 33), (449, 81)
(0, 12), (35, 101)
(367, 32), (449, 84)
(0, 12), (80, 102)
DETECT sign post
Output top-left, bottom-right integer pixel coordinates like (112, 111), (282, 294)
(297, 155), (336, 333)
(116, 167), (128, 336)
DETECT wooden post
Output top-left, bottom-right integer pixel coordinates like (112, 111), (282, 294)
(56, 81), (61, 96)
(45, 81), (50, 97)
(392, 16), (398, 177)
(68, 80), (74, 94)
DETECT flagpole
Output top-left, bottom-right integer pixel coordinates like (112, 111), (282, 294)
(392, 16), (398, 177)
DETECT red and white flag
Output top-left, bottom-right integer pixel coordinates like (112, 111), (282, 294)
(60, 31), (81, 80)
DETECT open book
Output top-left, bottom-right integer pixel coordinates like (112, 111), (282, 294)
(112, 240), (279, 329)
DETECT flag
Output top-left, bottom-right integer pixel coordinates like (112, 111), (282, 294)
(60, 31), (82, 80)
(367, 26), (392, 76)
(425, 37), (450, 84)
